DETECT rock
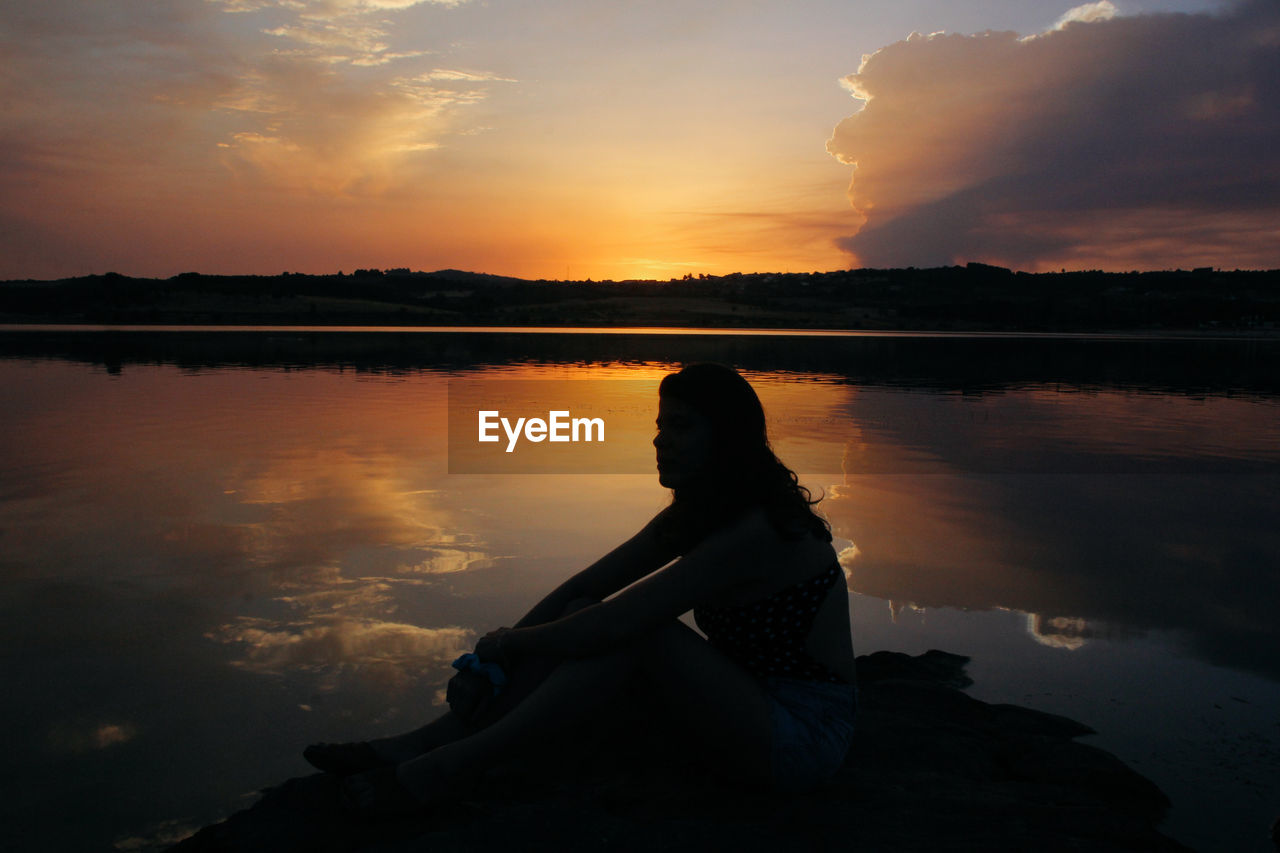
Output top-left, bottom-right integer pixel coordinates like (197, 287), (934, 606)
(169, 650), (1190, 852)
(855, 649), (975, 689)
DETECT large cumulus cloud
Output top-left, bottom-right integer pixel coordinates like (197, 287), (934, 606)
(826, 1), (1280, 271)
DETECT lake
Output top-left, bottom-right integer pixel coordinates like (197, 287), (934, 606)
(2, 326), (1278, 852)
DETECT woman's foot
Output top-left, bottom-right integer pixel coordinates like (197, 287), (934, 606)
(303, 741), (391, 776)
(341, 748), (476, 820)
(340, 765), (429, 819)
(307, 713), (472, 775)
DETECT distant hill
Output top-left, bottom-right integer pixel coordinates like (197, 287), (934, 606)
(422, 268), (527, 286)
(2, 265), (1278, 334)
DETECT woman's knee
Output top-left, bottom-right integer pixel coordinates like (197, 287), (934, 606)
(625, 619), (702, 667)
(560, 596), (600, 617)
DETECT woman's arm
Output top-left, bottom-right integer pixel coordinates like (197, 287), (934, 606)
(509, 508), (679, 629)
(489, 508), (779, 662)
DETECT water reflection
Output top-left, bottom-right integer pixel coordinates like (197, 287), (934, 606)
(1, 332), (1278, 851)
(1023, 614), (1137, 651)
(2, 351), (1276, 684)
(47, 721), (139, 755)
(736, 374), (1280, 685)
(208, 617), (471, 690)
(817, 471), (1280, 680)
(831, 385), (1280, 473)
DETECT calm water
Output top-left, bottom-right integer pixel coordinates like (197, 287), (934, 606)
(2, 328), (1278, 852)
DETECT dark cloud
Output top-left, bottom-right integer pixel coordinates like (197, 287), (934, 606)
(827, 0), (1280, 270)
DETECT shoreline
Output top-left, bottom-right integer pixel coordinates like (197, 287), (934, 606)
(169, 650), (1192, 853)
(4, 321), (1280, 341)
(4, 266), (1277, 338)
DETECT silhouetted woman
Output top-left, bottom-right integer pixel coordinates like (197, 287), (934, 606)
(306, 363), (857, 815)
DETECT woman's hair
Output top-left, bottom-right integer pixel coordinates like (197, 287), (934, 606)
(656, 362), (831, 549)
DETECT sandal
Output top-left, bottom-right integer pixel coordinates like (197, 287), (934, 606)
(304, 741), (390, 776)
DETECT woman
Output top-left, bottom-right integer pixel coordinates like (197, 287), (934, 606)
(308, 363), (857, 815)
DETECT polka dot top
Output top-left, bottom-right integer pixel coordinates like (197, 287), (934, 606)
(694, 562), (847, 684)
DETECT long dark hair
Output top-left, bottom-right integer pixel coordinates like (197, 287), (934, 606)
(656, 363), (831, 550)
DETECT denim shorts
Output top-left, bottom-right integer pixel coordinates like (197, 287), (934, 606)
(764, 676), (857, 792)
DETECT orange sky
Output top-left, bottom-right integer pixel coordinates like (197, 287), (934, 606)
(2, 0), (1274, 281)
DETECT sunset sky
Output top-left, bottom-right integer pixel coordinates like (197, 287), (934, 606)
(2, 0), (1276, 281)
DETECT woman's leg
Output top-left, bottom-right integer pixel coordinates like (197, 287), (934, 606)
(312, 601), (595, 769)
(359, 648), (570, 762)
(346, 619), (773, 809)
(628, 618), (774, 777)
(357, 712), (468, 763)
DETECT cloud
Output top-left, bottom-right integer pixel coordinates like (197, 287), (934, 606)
(213, 0), (463, 14)
(417, 69), (519, 83)
(209, 64), (475, 193)
(826, 0), (1280, 271)
(204, 0), (514, 194)
(0, 0), (505, 212)
(0, 1), (239, 171)
(210, 0), (463, 66)
(1047, 0), (1117, 30)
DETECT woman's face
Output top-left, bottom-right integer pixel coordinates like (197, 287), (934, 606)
(653, 396), (715, 489)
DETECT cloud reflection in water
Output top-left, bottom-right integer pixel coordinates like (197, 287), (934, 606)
(208, 617), (471, 691)
(776, 379), (1280, 681)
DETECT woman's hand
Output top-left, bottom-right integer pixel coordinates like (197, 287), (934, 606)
(475, 626), (514, 668)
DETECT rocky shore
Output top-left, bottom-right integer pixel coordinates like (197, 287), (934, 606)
(170, 650), (1189, 852)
